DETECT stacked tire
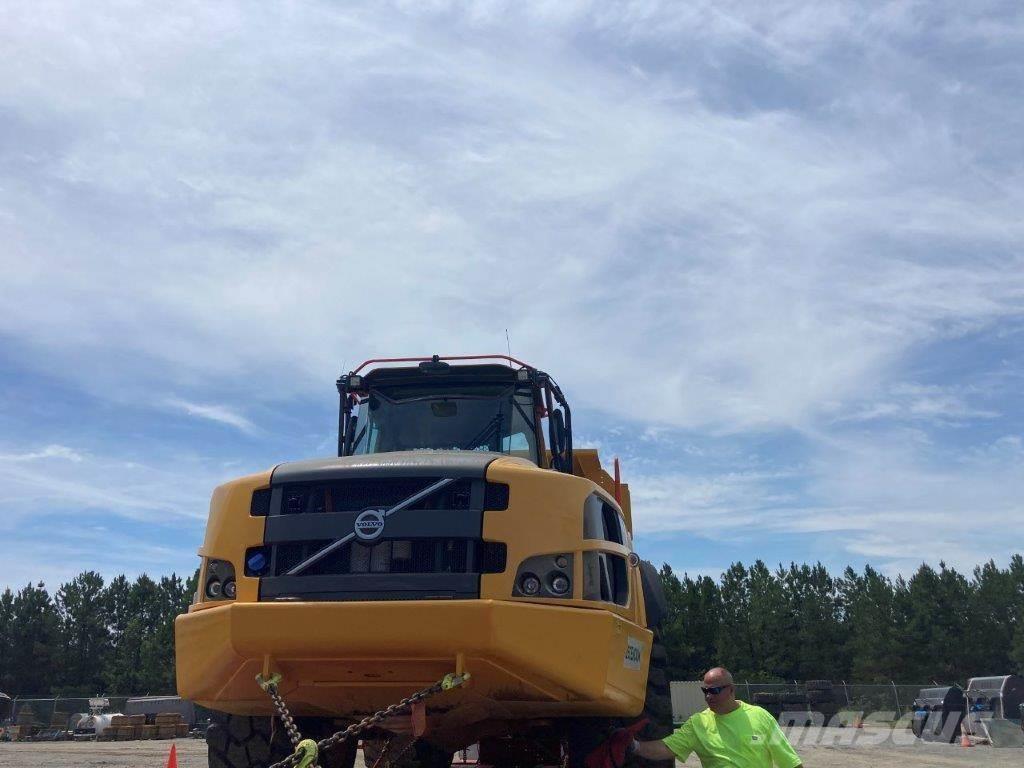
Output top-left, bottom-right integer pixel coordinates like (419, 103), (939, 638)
(805, 681), (839, 724)
(751, 692), (782, 720)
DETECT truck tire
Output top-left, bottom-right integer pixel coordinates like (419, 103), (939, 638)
(207, 714), (292, 768)
(637, 637), (674, 768)
(563, 638), (674, 768)
(207, 715), (357, 768)
(303, 720), (358, 768)
(362, 736), (452, 768)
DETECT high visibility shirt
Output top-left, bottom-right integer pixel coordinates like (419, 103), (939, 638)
(662, 701), (801, 768)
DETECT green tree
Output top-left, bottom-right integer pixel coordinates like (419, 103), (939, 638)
(54, 571), (109, 694)
(781, 562), (844, 680)
(903, 562), (971, 681)
(716, 562), (754, 677)
(968, 560), (1015, 675)
(746, 561), (791, 679)
(138, 574), (190, 694)
(658, 565), (720, 679)
(839, 566), (908, 682)
(0, 588), (14, 692)
(8, 582), (60, 693)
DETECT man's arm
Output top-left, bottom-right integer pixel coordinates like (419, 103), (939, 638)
(632, 739), (677, 760)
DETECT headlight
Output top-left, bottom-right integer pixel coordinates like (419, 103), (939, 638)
(513, 553), (574, 598)
(203, 558), (236, 601)
(519, 574), (541, 595)
(550, 573), (570, 594)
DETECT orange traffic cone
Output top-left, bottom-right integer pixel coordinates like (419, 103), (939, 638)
(166, 742), (178, 768)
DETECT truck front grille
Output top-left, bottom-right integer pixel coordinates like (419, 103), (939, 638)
(255, 474), (507, 601)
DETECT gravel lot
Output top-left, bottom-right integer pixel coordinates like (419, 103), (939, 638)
(0, 735), (1021, 767)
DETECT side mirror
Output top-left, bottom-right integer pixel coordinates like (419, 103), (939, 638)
(550, 409), (566, 469)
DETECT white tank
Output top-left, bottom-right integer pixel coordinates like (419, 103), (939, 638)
(73, 712), (122, 737)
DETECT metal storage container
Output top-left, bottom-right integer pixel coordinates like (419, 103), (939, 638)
(911, 685), (965, 743)
(963, 675), (1024, 735)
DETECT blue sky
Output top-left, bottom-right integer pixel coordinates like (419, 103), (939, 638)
(1, 1), (1022, 590)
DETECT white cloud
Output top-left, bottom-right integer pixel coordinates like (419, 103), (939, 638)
(164, 397), (258, 434)
(834, 383), (1002, 425)
(0, 442), (230, 529)
(1, 525), (201, 591)
(0, 444), (85, 463)
(626, 430), (1024, 574)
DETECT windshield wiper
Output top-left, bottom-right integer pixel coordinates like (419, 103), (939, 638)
(462, 412), (503, 450)
(511, 396), (535, 433)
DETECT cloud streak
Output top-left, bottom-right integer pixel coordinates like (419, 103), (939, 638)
(164, 398), (258, 435)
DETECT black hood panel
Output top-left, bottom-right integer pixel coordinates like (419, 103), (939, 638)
(271, 450), (502, 484)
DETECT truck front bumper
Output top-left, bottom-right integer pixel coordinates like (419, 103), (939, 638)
(175, 599), (650, 718)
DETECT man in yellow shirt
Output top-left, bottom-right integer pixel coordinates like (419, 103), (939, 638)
(622, 667), (803, 767)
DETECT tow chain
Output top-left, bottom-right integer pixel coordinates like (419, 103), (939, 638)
(256, 671), (471, 768)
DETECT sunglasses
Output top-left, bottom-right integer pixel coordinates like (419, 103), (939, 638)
(701, 685), (732, 696)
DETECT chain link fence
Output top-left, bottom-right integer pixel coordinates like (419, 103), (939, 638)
(738, 682), (924, 716)
(7, 696), (131, 730)
(672, 680), (937, 724)
(5, 695), (214, 732)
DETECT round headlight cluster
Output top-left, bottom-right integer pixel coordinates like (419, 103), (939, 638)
(550, 573), (570, 595)
(519, 574), (541, 595)
(204, 557), (238, 601)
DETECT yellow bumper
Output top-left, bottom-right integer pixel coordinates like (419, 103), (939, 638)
(175, 599), (650, 719)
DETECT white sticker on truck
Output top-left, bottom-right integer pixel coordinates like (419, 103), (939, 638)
(624, 636), (644, 670)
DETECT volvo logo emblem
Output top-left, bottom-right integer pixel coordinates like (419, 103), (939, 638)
(354, 510), (386, 541)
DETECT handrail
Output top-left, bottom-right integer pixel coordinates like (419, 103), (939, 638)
(350, 354), (533, 375)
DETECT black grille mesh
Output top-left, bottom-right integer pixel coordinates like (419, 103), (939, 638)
(272, 538), (507, 576)
(281, 478), (475, 515)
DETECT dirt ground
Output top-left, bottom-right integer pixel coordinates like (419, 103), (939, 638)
(0, 736), (1021, 767)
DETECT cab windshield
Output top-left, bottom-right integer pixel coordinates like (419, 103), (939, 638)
(351, 384), (539, 463)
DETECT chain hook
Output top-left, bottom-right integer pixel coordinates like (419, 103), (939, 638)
(293, 738), (319, 768)
(256, 672), (283, 692)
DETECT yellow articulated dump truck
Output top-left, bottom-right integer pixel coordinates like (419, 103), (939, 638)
(176, 355), (672, 768)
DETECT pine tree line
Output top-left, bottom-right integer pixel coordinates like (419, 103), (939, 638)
(659, 556), (1024, 683)
(0, 571), (196, 696)
(1, 558), (1022, 695)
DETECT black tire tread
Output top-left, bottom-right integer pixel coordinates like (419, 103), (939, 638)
(207, 714), (292, 768)
(208, 714), (357, 768)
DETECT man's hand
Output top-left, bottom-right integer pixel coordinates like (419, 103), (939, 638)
(584, 719), (649, 768)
